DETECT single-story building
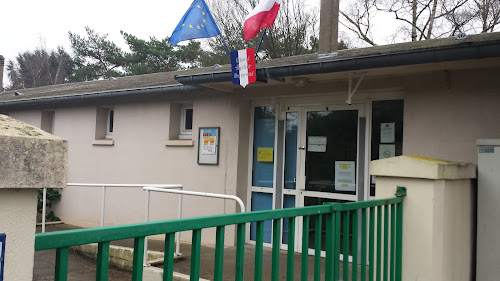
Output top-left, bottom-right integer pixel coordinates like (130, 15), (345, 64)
(1, 31), (499, 252)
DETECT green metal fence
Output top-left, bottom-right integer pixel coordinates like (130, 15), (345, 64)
(35, 187), (406, 281)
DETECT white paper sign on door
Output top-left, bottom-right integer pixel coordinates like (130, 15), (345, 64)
(308, 136), (327, 152)
(335, 161), (356, 191)
(380, 123), (395, 143)
(379, 144), (395, 159)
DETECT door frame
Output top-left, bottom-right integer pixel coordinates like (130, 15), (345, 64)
(245, 100), (372, 252)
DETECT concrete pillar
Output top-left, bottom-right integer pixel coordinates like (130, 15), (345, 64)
(370, 155), (476, 281)
(319, 0), (339, 54)
(0, 114), (67, 280)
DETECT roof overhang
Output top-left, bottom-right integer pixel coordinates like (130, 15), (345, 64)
(174, 37), (500, 91)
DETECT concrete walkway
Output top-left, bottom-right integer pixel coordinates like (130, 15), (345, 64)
(36, 223), (363, 280)
(34, 224), (132, 281)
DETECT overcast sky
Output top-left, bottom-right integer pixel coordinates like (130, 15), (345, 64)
(2, 0), (393, 87)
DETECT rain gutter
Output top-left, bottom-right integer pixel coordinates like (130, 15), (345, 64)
(174, 39), (500, 85)
(0, 85), (203, 111)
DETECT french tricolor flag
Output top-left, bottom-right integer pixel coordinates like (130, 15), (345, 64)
(231, 48), (256, 88)
(244, 0), (282, 41)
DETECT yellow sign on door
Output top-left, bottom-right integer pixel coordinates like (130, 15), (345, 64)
(257, 148), (274, 162)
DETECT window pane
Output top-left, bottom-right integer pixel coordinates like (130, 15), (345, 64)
(305, 110), (358, 194)
(282, 195), (295, 244)
(370, 100), (404, 196)
(185, 108), (193, 130)
(252, 106), (276, 188)
(284, 112), (298, 189)
(108, 110), (114, 133)
(250, 192), (272, 243)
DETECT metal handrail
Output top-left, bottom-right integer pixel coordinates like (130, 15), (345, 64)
(34, 189), (405, 281)
(41, 183), (246, 266)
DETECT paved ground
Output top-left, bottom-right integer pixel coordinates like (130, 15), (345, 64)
(35, 223), (364, 280)
(34, 224), (132, 281)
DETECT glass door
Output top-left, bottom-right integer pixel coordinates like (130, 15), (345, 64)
(283, 105), (363, 254)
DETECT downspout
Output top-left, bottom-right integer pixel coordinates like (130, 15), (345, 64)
(0, 55), (4, 92)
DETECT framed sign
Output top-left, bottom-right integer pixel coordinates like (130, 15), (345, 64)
(197, 127), (220, 165)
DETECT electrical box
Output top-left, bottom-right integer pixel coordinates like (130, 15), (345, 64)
(0, 233), (5, 281)
(477, 140), (500, 281)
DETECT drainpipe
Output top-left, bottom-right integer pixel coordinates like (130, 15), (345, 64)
(319, 0), (340, 55)
(0, 55), (4, 91)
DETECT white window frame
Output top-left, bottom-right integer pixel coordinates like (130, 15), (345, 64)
(179, 105), (193, 140)
(106, 109), (114, 139)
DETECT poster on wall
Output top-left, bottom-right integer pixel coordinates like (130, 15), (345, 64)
(380, 123), (395, 143)
(198, 127), (220, 165)
(335, 161), (356, 191)
(379, 144), (395, 159)
(308, 136), (327, 152)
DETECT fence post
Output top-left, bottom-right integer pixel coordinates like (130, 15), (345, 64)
(371, 156), (476, 281)
(0, 115), (68, 280)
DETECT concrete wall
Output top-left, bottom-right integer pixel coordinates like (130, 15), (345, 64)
(0, 115), (67, 281)
(403, 68), (500, 164)
(372, 156), (476, 281)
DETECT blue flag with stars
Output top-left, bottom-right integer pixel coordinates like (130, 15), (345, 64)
(169, 0), (221, 46)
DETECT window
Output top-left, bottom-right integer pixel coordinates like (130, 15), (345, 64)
(41, 110), (55, 134)
(370, 99), (404, 196)
(106, 109), (114, 139)
(166, 103), (194, 146)
(179, 106), (193, 139)
(93, 107), (114, 146)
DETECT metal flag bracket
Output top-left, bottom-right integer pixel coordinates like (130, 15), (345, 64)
(346, 72), (367, 105)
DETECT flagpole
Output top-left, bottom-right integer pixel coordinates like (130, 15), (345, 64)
(219, 34), (231, 54)
(255, 28), (268, 59)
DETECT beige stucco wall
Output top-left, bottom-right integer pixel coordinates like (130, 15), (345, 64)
(10, 93), (249, 245)
(403, 68), (500, 164)
(372, 156), (475, 281)
(0, 189), (38, 281)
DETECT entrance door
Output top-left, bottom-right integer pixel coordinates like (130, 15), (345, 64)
(282, 105), (365, 254)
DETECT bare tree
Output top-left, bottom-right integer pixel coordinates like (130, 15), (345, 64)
(201, 0), (320, 65)
(474, 0), (500, 32)
(339, 0), (499, 46)
(340, 0), (378, 46)
(6, 46), (73, 90)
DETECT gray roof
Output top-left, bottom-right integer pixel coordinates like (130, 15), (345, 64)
(1, 32), (500, 104)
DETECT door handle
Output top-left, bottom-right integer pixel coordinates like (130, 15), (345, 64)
(298, 146), (306, 150)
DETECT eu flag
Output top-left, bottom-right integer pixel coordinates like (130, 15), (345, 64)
(169, 0), (221, 46)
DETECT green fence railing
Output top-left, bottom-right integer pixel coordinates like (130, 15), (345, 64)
(35, 187), (406, 281)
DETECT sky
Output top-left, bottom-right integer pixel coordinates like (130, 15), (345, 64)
(1, 0), (205, 86)
(1, 0), (395, 87)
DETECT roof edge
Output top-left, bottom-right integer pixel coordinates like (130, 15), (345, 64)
(0, 85), (203, 111)
(175, 38), (500, 85)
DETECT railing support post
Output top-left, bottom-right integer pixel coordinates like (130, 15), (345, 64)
(101, 186), (106, 227)
(42, 187), (47, 233)
(176, 193), (183, 256)
(144, 190), (150, 266)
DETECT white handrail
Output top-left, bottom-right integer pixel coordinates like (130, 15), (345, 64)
(143, 186), (246, 212)
(42, 183), (246, 267)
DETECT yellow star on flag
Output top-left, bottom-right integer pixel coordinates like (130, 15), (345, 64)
(182, 24), (185, 26)
(189, 25), (193, 28)
(202, 12), (205, 15)
(197, 25), (200, 29)
(197, 5), (200, 8)
(201, 24), (204, 28)
(203, 19), (206, 23)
